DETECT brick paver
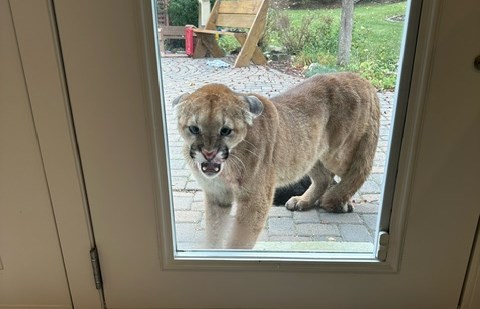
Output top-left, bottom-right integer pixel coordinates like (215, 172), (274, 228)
(161, 56), (394, 252)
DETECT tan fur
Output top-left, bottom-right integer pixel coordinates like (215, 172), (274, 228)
(174, 72), (380, 249)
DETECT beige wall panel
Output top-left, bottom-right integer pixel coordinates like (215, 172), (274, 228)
(0, 0), (71, 307)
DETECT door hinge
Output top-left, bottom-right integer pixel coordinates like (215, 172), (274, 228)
(376, 231), (390, 261)
(90, 247), (103, 290)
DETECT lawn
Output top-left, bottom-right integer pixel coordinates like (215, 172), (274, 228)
(268, 1), (408, 89)
(217, 2), (407, 89)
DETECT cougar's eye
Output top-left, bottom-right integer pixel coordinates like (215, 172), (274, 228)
(188, 125), (200, 135)
(220, 127), (232, 136)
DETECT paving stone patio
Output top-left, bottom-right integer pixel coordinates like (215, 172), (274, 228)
(160, 56), (394, 252)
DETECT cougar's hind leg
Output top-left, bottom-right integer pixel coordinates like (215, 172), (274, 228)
(285, 161), (334, 211)
(321, 131), (378, 213)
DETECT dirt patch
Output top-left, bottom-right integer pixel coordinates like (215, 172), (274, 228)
(267, 59), (305, 77)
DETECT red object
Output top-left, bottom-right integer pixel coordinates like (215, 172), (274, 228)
(185, 26), (195, 56)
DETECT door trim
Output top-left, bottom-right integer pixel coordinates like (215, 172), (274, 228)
(10, 0), (104, 307)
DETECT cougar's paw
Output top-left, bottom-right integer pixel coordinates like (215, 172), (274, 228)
(321, 200), (354, 213)
(285, 196), (313, 211)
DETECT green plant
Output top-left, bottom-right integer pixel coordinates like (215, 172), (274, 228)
(264, 2), (407, 89)
(345, 21), (401, 89)
(167, 0), (216, 26)
(297, 16), (339, 64)
(272, 12), (318, 54)
(312, 15), (339, 54)
(218, 36), (241, 54)
(304, 63), (338, 77)
(167, 0), (199, 26)
(347, 45), (399, 90)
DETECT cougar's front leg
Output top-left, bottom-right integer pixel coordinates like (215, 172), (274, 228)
(204, 192), (233, 249)
(226, 181), (274, 249)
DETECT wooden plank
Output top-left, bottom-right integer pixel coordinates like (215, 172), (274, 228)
(205, 0), (222, 30)
(202, 35), (225, 57)
(192, 38), (208, 58)
(159, 26), (185, 36)
(233, 0), (268, 67)
(218, 0), (262, 14)
(159, 26), (185, 55)
(234, 33), (266, 65)
(216, 14), (256, 28)
(193, 29), (240, 35)
(194, 33), (224, 58)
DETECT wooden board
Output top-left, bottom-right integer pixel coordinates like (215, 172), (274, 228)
(194, 29), (244, 35)
(234, 33), (266, 66)
(216, 14), (256, 28)
(218, 0), (262, 14)
(159, 26), (185, 37)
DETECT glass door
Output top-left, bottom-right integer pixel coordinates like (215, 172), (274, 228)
(158, 0), (415, 258)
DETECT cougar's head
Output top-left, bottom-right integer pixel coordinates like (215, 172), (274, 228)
(172, 84), (263, 179)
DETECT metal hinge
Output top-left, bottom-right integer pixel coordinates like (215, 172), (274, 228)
(376, 231), (390, 261)
(90, 247), (103, 290)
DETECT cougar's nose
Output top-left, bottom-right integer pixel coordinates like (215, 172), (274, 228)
(202, 149), (218, 160)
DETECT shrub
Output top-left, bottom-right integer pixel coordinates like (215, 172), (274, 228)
(304, 63), (338, 77)
(266, 12), (339, 65)
(218, 36), (241, 54)
(263, 2), (406, 90)
(167, 0), (199, 26)
(347, 46), (399, 90)
(311, 15), (339, 54)
(167, 0), (216, 27)
(346, 24), (401, 89)
(271, 12), (318, 54)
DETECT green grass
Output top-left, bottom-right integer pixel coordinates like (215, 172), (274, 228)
(265, 1), (408, 90)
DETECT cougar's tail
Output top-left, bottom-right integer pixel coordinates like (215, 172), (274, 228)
(321, 95), (380, 213)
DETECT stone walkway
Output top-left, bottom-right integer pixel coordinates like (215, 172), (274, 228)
(160, 57), (394, 252)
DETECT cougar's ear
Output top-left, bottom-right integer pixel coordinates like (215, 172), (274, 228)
(242, 95), (264, 118)
(172, 93), (190, 108)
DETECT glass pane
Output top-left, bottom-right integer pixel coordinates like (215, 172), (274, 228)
(156, 0), (413, 257)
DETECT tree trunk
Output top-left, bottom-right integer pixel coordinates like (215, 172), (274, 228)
(338, 0), (354, 66)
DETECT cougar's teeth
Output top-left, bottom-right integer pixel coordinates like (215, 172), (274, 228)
(214, 167), (220, 172)
(202, 166), (207, 172)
